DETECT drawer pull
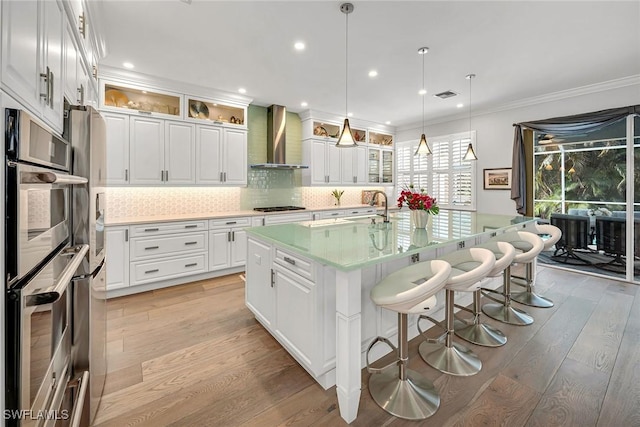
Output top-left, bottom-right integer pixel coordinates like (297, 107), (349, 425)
(330, 213), (338, 216)
(283, 256), (296, 266)
(145, 246), (159, 250)
(184, 241), (198, 246)
(226, 221), (237, 225)
(185, 225), (198, 229)
(144, 228), (159, 232)
(184, 263), (198, 268)
(144, 269), (159, 274)
(352, 211), (358, 214)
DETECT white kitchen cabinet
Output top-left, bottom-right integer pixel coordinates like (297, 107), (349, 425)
(1, 0), (64, 132)
(106, 226), (130, 290)
(195, 125), (247, 185)
(165, 121), (195, 184)
(245, 237), (275, 328)
(302, 139), (341, 185)
(129, 116), (164, 184)
(104, 113), (130, 185)
(208, 217), (250, 271)
(64, 17), (94, 107)
(264, 212), (313, 225)
(274, 263), (316, 366)
(340, 145), (367, 185)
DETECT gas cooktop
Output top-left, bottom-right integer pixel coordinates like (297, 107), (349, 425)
(253, 206), (306, 213)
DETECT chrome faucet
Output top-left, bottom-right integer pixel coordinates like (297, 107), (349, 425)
(369, 190), (389, 223)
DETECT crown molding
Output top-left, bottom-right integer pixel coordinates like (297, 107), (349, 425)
(399, 75), (640, 133)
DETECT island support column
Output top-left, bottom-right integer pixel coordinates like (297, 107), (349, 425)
(335, 269), (362, 423)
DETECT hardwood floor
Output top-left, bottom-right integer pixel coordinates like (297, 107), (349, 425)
(94, 266), (640, 426)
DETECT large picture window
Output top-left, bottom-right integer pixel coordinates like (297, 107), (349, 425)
(396, 131), (476, 211)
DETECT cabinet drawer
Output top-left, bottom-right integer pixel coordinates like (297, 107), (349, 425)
(264, 212), (313, 225)
(131, 253), (207, 285)
(209, 217), (251, 229)
(131, 232), (207, 260)
(274, 248), (314, 281)
(316, 210), (345, 219)
(130, 220), (207, 237)
(345, 207), (377, 216)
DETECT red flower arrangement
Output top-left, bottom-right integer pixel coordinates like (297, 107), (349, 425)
(397, 184), (439, 214)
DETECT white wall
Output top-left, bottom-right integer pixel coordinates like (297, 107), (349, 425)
(396, 80), (640, 215)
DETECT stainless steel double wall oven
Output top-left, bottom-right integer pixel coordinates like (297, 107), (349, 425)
(4, 108), (99, 427)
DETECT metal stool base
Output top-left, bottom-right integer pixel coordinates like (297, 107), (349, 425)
(454, 319), (507, 347)
(418, 340), (482, 376)
(369, 368), (440, 420)
(511, 291), (554, 308)
(482, 303), (534, 326)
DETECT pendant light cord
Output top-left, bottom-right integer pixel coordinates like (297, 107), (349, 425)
(422, 53), (425, 133)
(345, 11), (349, 117)
(468, 75), (472, 139)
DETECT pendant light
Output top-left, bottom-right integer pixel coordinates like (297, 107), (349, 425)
(414, 47), (432, 156)
(462, 73), (478, 161)
(336, 3), (357, 148)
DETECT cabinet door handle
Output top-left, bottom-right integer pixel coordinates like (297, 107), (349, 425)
(78, 12), (86, 38)
(185, 225), (198, 229)
(220, 172), (223, 182)
(270, 269), (275, 287)
(125, 169), (129, 181)
(223, 172), (227, 182)
(165, 170), (169, 181)
(231, 231), (235, 241)
(144, 228), (159, 232)
(77, 84), (85, 105)
(40, 67), (49, 103)
(48, 69), (54, 108)
(144, 246), (159, 250)
(227, 232), (231, 242)
(226, 221), (237, 225)
(144, 269), (159, 274)
(184, 263), (198, 268)
(125, 229), (129, 241)
(283, 256), (296, 266)
(184, 241), (198, 246)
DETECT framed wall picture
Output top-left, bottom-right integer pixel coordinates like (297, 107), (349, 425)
(483, 168), (512, 190)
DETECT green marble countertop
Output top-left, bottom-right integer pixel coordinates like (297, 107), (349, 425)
(245, 210), (536, 271)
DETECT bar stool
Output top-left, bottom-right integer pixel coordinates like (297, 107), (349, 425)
(418, 248), (496, 376)
(367, 259), (452, 420)
(482, 231), (544, 326)
(454, 241), (516, 347)
(510, 223), (561, 308)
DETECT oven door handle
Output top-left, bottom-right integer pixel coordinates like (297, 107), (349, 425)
(20, 171), (88, 185)
(25, 245), (89, 307)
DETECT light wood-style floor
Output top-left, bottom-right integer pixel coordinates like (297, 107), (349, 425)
(94, 266), (640, 426)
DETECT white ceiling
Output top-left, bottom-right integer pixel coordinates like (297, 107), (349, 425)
(96, 1), (640, 128)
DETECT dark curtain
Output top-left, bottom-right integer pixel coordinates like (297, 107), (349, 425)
(511, 105), (640, 215)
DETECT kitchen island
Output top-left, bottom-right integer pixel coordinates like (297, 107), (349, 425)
(244, 210), (536, 423)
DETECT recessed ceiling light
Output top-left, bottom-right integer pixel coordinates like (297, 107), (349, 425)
(418, 89), (427, 95)
(238, 88), (247, 94)
(368, 70), (378, 78)
(347, 112), (353, 117)
(385, 121), (391, 125)
(294, 42), (305, 51)
(122, 62), (134, 69)
(301, 101), (308, 107)
(457, 103), (464, 108)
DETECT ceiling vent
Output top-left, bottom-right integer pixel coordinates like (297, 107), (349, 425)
(434, 90), (458, 99)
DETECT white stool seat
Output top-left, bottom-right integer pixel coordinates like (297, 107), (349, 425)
(367, 259), (452, 420)
(536, 223), (562, 251)
(475, 241), (517, 277)
(418, 248), (495, 376)
(371, 259), (451, 313)
(491, 231), (544, 264)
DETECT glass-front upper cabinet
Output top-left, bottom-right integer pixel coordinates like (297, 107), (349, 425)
(185, 96), (247, 127)
(369, 130), (393, 147)
(351, 126), (367, 144)
(369, 150), (380, 183)
(312, 121), (341, 139)
(101, 81), (182, 118)
(368, 148), (394, 184)
(382, 150), (393, 183)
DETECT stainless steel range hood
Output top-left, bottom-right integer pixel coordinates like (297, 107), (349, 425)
(250, 105), (309, 169)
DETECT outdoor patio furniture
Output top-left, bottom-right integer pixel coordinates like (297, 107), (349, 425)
(595, 216), (640, 267)
(550, 213), (592, 264)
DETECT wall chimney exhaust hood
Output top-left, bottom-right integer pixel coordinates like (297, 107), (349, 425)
(250, 105), (309, 169)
